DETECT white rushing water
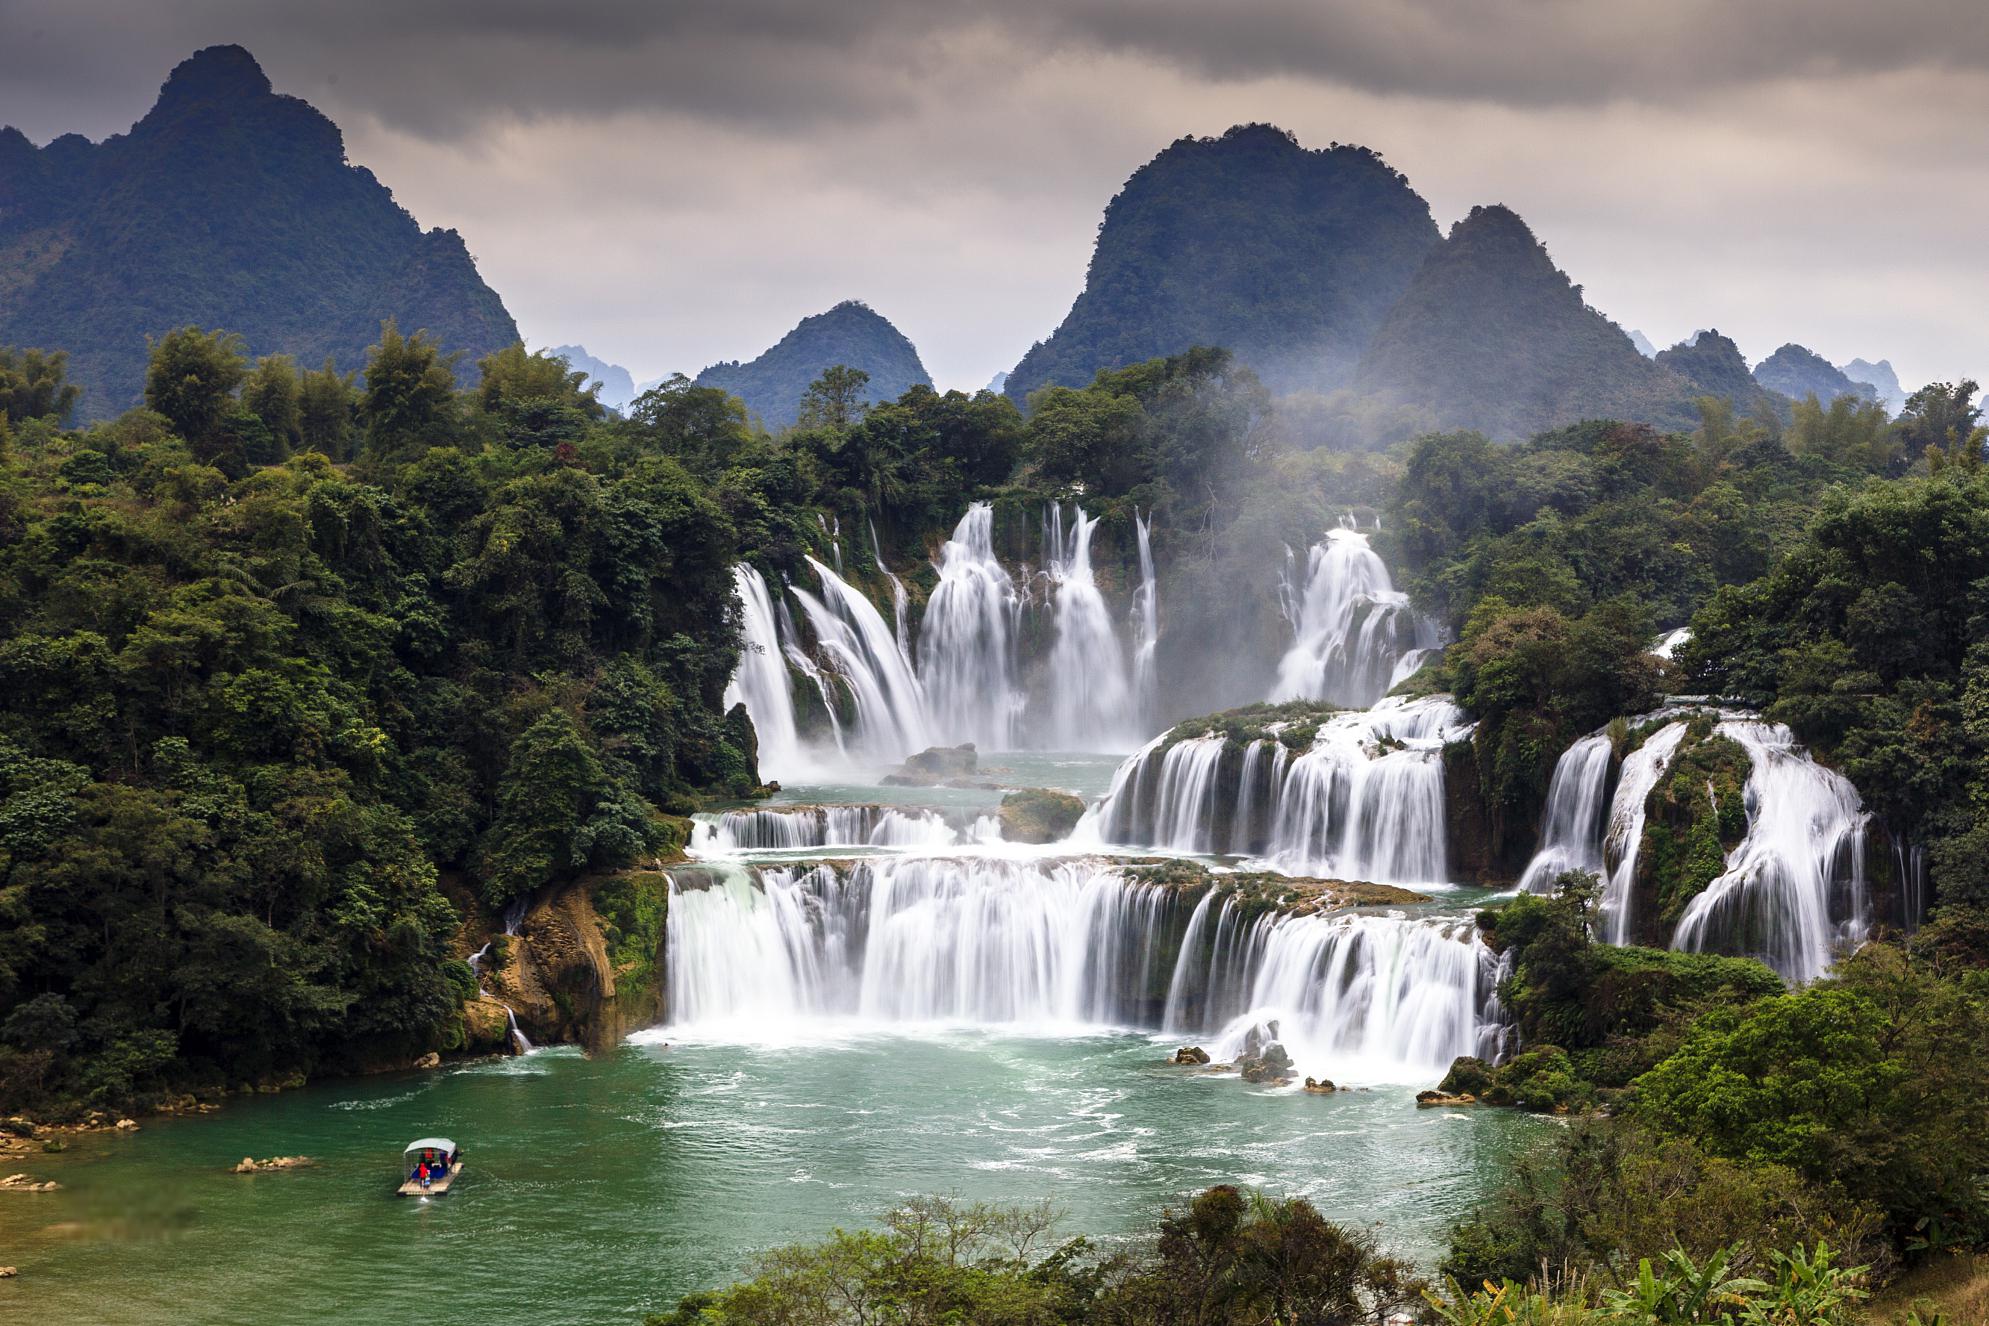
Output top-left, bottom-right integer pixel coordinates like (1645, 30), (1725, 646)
(919, 503), (1023, 750)
(1076, 694), (1470, 885)
(1271, 528), (1439, 707)
(1041, 505), (1141, 749)
(723, 565), (810, 781)
(1517, 733), (1614, 894)
(790, 556), (931, 762)
(663, 859), (1495, 1080)
(690, 805), (974, 853)
(1131, 511), (1159, 734)
(1514, 713), (1878, 981)
(1671, 720), (1870, 984)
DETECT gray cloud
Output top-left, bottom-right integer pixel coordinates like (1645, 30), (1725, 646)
(0, 1), (1985, 395)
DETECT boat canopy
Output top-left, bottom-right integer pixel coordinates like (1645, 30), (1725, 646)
(404, 1137), (456, 1156)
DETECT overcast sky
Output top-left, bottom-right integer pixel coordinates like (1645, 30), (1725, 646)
(4, 1), (1986, 393)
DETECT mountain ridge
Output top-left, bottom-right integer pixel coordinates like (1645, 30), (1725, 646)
(695, 300), (931, 431)
(0, 44), (519, 418)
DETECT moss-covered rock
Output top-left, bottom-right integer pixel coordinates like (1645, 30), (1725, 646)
(998, 788), (1086, 843)
(1635, 730), (1750, 939)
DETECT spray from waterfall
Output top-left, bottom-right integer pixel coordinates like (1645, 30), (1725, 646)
(1041, 504), (1141, 750)
(1270, 529), (1439, 706)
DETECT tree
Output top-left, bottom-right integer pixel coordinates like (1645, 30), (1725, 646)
(1787, 392), (1895, 471)
(1897, 380), (1983, 467)
(143, 327), (247, 455)
(297, 356), (356, 458)
(0, 346), (81, 426)
(797, 364), (871, 431)
(241, 354), (302, 457)
(358, 321), (459, 463)
(473, 342), (603, 449)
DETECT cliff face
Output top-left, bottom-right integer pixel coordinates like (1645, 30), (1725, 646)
(0, 45), (520, 418)
(482, 872), (671, 1051)
(1006, 124), (1440, 404)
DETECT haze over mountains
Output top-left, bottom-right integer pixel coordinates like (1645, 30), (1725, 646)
(0, 46), (517, 419)
(0, 49), (1929, 437)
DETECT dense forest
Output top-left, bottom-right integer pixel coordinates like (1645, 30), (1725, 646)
(3, 304), (1988, 1319)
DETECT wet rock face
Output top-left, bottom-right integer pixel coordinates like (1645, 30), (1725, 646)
(1172, 1045), (1211, 1066)
(998, 788), (1086, 843)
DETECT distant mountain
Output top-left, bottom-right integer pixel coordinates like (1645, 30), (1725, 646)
(1627, 329), (1658, 358)
(1006, 124), (1440, 406)
(0, 45), (519, 419)
(1753, 343), (1876, 405)
(1842, 357), (1907, 415)
(1656, 331), (1791, 423)
(1350, 204), (1696, 439)
(695, 301), (931, 431)
(985, 370), (1009, 394)
(548, 344), (637, 412)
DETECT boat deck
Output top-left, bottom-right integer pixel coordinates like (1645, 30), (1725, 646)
(396, 1161), (463, 1197)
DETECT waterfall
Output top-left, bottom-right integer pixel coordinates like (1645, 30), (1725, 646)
(1651, 627), (1692, 659)
(1516, 734), (1615, 893)
(869, 519), (911, 657)
(1165, 901), (1498, 1081)
(1041, 505), (1140, 749)
(1132, 511), (1159, 731)
(664, 859), (1177, 1029)
(1599, 723), (1689, 943)
(722, 564), (807, 781)
(1671, 720), (1870, 984)
(919, 503), (1022, 750)
(662, 861), (1496, 1081)
(691, 805), (966, 853)
(790, 558), (931, 761)
(1270, 529), (1438, 707)
(1076, 695), (1469, 885)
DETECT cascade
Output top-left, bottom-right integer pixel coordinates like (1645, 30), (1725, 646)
(918, 503), (1022, 749)
(691, 804), (971, 853)
(1131, 511), (1159, 731)
(1270, 529), (1438, 707)
(1598, 723), (1688, 943)
(1516, 734), (1615, 893)
(663, 861), (1496, 1080)
(869, 519), (911, 657)
(1165, 900), (1500, 1080)
(1077, 695), (1468, 885)
(1671, 720), (1870, 984)
(1041, 505), (1141, 749)
(722, 565), (808, 780)
(790, 557), (931, 761)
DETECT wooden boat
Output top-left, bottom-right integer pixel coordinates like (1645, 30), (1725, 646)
(395, 1137), (463, 1197)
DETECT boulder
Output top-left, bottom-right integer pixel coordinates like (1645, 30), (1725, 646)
(114, 1118), (138, 1131)
(413, 1051), (442, 1070)
(0, 1266), (15, 1277)
(0, 1173), (59, 1192)
(233, 1155), (314, 1173)
(1303, 1077), (1337, 1094)
(1237, 1039), (1295, 1085)
(1415, 1089), (1478, 1108)
(1436, 1055), (1493, 1098)
(882, 744), (978, 786)
(997, 788), (1086, 843)
(1172, 1046), (1211, 1066)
